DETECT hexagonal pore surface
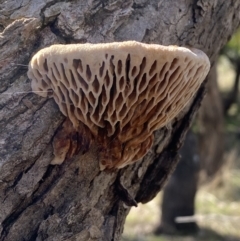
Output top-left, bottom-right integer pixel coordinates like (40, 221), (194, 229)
(28, 41), (210, 169)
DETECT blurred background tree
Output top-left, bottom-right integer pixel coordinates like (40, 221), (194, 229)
(222, 28), (240, 115)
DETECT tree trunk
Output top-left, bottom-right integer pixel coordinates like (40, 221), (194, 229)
(198, 62), (225, 181)
(0, 1), (239, 241)
(157, 130), (200, 235)
(223, 60), (240, 114)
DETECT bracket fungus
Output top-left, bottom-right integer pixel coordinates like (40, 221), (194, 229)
(28, 41), (210, 170)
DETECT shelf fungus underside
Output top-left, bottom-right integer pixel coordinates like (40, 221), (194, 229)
(28, 41), (210, 170)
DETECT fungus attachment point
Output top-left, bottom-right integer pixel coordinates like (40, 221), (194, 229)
(28, 41), (210, 170)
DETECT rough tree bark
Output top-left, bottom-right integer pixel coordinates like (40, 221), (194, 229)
(0, 1), (240, 241)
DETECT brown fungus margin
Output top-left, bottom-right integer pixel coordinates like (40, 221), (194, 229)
(27, 41), (210, 170)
